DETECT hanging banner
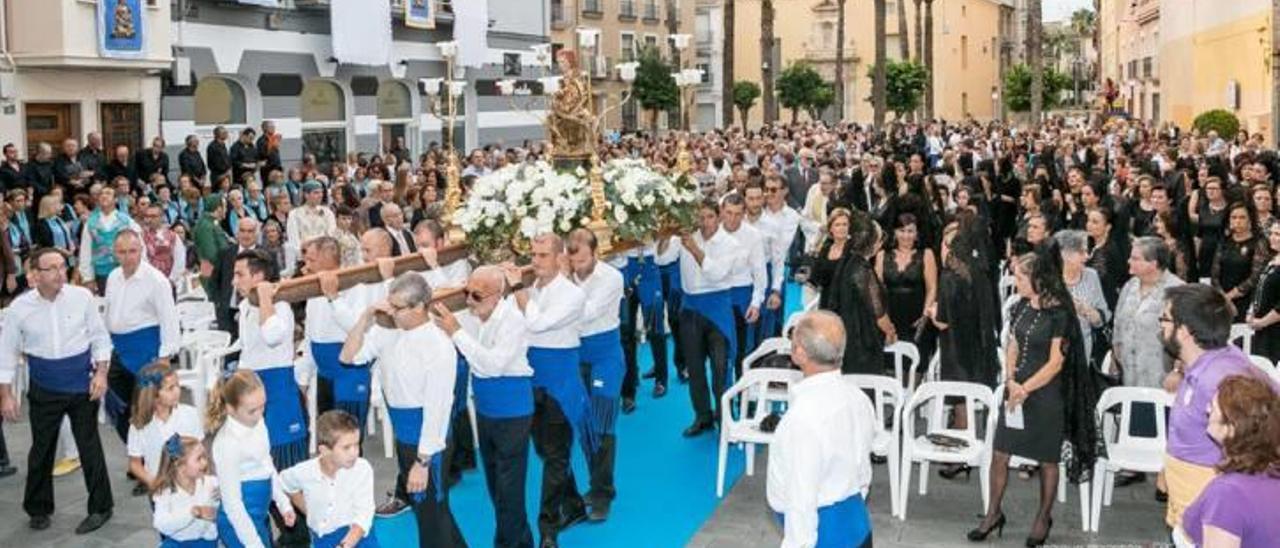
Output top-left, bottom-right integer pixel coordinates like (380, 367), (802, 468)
(98, 0), (144, 59)
(331, 0), (392, 66)
(236, 0), (280, 6)
(405, 0), (436, 30)
(453, 0), (490, 68)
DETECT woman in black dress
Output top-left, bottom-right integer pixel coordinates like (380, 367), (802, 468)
(969, 244), (1099, 547)
(1188, 176), (1228, 278)
(876, 212), (937, 360)
(1213, 203), (1271, 322)
(816, 208), (895, 374)
(1247, 221), (1280, 362)
(1086, 207), (1129, 311)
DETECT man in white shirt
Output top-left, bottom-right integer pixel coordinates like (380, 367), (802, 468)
(720, 193), (768, 377)
(414, 219), (471, 289)
(306, 237), (374, 439)
(433, 266), (536, 548)
(511, 233), (588, 547)
(652, 235), (687, 386)
(567, 229), (626, 522)
(0, 247), (115, 533)
(675, 199), (740, 437)
(285, 181), (336, 269)
(619, 242), (669, 410)
(767, 310), (875, 548)
(341, 273), (466, 547)
(758, 175), (807, 339)
(103, 230), (180, 443)
(232, 249), (310, 545)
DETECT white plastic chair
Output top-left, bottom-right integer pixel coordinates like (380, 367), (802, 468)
(176, 330), (232, 411)
(1090, 386), (1173, 533)
(189, 340), (241, 414)
(846, 374), (905, 517)
(177, 301), (217, 333)
(743, 336), (794, 403)
(993, 385), (1093, 532)
(1249, 355), (1275, 378)
(715, 368), (803, 497)
(885, 341), (920, 390)
(1229, 323), (1253, 355)
(899, 381), (996, 520)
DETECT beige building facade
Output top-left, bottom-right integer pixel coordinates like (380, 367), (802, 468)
(730, 0), (1011, 128)
(550, 0), (697, 132)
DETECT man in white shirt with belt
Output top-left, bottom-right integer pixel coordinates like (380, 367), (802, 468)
(341, 273), (465, 547)
(720, 193), (768, 378)
(767, 310), (875, 548)
(305, 236), (375, 439)
(0, 247), (115, 534)
(758, 174), (807, 339)
(434, 266), (536, 548)
(103, 230), (180, 444)
(675, 198), (740, 437)
(512, 232), (589, 548)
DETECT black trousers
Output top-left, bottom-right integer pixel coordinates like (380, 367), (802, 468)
(530, 389), (585, 541)
(23, 385), (113, 518)
(587, 434), (617, 509)
(446, 408), (476, 480)
(0, 417), (9, 467)
(621, 287), (668, 396)
(731, 304), (752, 380)
(679, 309), (729, 424)
(106, 357), (136, 443)
(477, 414), (534, 548)
(660, 272), (686, 380)
(394, 442), (467, 548)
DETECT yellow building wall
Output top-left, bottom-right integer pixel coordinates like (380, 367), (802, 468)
(1163, 9), (1271, 136)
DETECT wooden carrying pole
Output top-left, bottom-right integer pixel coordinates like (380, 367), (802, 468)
(245, 243), (473, 307)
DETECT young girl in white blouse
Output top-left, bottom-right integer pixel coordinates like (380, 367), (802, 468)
(207, 369), (296, 548)
(280, 410), (378, 548)
(151, 435), (219, 547)
(128, 362), (203, 495)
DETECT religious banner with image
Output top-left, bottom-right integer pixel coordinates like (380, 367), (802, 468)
(236, 0), (280, 6)
(405, 0), (435, 29)
(97, 0), (144, 59)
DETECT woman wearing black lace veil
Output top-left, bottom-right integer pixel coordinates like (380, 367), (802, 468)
(817, 208), (895, 375)
(968, 242), (1102, 547)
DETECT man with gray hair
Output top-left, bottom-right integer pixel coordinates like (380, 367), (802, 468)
(767, 310), (876, 548)
(342, 272), (465, 546)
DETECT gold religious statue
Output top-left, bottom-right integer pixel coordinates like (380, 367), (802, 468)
(112, 0), (136, 40)
(545, 49), (596, 166)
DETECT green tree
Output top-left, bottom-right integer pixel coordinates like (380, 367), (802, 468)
(632, 47), (678, 131)
(868, 60), (929, 120)
(732, 81), (762, 128)
(1003, 63), (1070, 113)
(1193, 110), (1241, 138)
(809, 85), (835, 121)
(776, 62), (831, 123)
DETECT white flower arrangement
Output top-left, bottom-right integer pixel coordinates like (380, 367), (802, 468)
(456, 159), (701, 260)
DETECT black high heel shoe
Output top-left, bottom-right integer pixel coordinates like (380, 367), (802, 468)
(1025, 517), (1053, 547)
(966, 513), (1006, 542)
(938, 464), (972, 480)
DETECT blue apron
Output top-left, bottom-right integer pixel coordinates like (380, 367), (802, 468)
(215, 478), (272, 548)
(159, 536), (216, 548)
(472, 375), (534, 419)
(309, 341), (371, 403)
(27, 351), (93, 394)
(625, 255), (665, 335)
(681, 290), (737, 378)
(730, 285), (758, 355)
(580, 328), (624, 455)
(372, 504), (419, 547)
(527, 346), (587, 440)
(386, 406), (445, 503)
(311, 525), (381, 548)
(257, 366), (307, 467)
(758, 263), (784, 339)
(776, 493), (871, 548)
(451, 356), (470, 419)
(111, 325), (162, 375)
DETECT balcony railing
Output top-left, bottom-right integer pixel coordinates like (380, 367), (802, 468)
(621, 1), (637, 19)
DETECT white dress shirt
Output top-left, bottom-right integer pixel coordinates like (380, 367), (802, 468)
(420, 258), (472, 290)
(573, 262), (624, 337)
(453, 297), (534, 379)
(767, 370), (876, 548)
(723, 222), (769, 309)
(655, 236), (681, 267)
(152, 475), (220, 542)
(77, 210), (143, 281)
(236, 301), (295, 371)
(211, 417), (293, 548)
(760, 204), (806, 293)
(104, 262), (182, 357)
(0, 285), (113, 385)
(280, 457), (376, 538)
(304, 285), (372, 345)
(285, 205), (337, 260)
(127, 403), (204, 477)
(350, 322), (457, 457)
(680, 228), (740, 295)
(524, 274), (586, 349)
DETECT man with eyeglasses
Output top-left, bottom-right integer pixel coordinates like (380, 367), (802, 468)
(342, 272), (465, 547)
(0, 247), (115, 534)
(433, 266), (535, 548)
(756, 174), (807, 339)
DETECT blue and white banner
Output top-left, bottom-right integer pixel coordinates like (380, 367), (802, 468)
(98, 0), (144, 59)
(405, 0), (435, 30)
(236, 0), (280, 6)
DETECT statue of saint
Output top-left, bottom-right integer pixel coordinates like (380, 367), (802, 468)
(546, 49), (595, 165)
(112, 0), (136, 40)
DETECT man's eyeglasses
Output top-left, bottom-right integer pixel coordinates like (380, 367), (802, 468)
(764, 187), (781, 194)
(464, 288), (494, 302)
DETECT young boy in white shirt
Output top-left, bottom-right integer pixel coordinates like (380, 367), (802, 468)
(280, 410), (377, 548)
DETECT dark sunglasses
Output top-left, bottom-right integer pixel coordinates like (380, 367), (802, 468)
(464, 288), (493, 302)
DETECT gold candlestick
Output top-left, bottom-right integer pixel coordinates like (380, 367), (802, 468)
(587, 153), (613, 255)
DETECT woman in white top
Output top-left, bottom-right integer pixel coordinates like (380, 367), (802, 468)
(151, 435), (219, 547)
(127, 362), (202, 494)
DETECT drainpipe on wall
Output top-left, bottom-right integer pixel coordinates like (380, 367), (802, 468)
(0, 0), (17, 72)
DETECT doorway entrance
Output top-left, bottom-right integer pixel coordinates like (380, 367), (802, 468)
(25, 103), (80, 159)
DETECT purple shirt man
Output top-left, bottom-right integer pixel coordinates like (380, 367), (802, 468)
(1167, 346), (1255, 466)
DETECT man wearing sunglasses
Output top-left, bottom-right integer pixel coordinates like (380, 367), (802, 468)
(434, 266), (535, 548)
